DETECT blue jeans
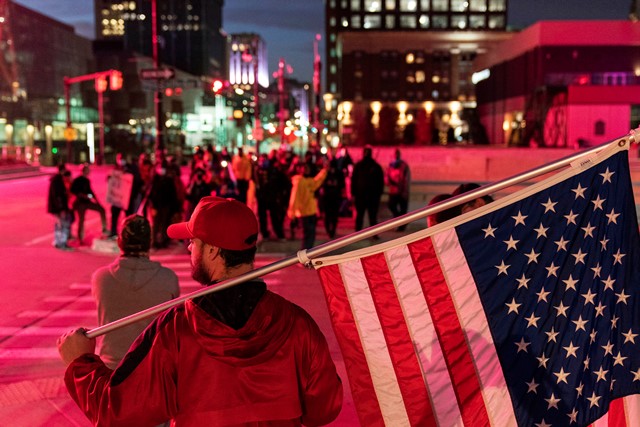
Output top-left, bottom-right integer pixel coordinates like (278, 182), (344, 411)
(300, 215), (317, 250)
(54, 211), (72, 247)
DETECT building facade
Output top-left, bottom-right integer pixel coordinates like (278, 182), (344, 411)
(474, 21), (640, 148)
(0, 1), (95, 163)
(325, 0), (511, 146)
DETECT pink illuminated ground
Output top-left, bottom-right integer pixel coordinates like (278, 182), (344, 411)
(0, 165), (359, 426)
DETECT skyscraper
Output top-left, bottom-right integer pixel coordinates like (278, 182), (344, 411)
(94, 0), (226, 78)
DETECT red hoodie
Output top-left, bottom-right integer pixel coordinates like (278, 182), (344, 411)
(65, 284), (343, 426)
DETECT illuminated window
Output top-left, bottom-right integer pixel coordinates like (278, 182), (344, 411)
(351, 0), (361, 9)
(364, 0), (382, 12)
(330, 16), (336, 26)
(364, 15), (382, 28)
(469, 15), (485, 28)
(451, 15), (467, 29)
(432, 0), (448, 11)
(129, 2), (136, 9)
(451, 0), (468, 11)
(330, 64), (337, 74)
(399, 0), (417, 11)
(400, 15), (417, 28)
(352, 15), (361, 27)
(419, 14), (429, 28)
(406, 53), (415, 64)
(342, 18), (349, 26)
(420, 0), (430, 10)
(432, 14), (448, 28)
(342, 0), (348, 7)
(406, 74), (416, 83)
(386, 15), (395, 28)
(415, 70), (426, 83)
(470, 0), (487, 11)
(386, 0), (395, 9)
(488, 15), (504, 28)
(489, 0), (506, 11)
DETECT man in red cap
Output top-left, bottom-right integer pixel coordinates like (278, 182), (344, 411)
(57, 196), (343, 426)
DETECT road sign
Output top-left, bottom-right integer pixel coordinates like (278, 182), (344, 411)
(139, 68), (175, 80)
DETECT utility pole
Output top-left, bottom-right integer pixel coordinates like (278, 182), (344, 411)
(151, 0), (163, 160)
(277, 58), (293, 145)
(313, 34), (322, 146)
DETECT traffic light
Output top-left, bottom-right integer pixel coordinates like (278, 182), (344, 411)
(95, 76), (108, 93)
(110, 70), (123, 91)
(212, 79), (226, 95)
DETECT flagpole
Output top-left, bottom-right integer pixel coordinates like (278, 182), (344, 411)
(85, 128), (639, 339)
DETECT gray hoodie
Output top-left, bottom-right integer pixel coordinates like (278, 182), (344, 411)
(91, 256), (180, 369)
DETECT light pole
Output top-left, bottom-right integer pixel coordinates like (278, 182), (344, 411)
(313, 34), (322, 145)
(151, 0), (163, 160)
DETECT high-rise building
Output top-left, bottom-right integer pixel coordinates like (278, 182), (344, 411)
(324, 0), (512, 146)
(94, 0), (226, 78)
(228, 34), (269, 88)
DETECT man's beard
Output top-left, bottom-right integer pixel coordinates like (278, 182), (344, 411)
(191, 252), (210, 285)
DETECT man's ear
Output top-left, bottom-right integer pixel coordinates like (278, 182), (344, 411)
(207, 245), (220, 261)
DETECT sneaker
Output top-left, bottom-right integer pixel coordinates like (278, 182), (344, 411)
(55, 244), (74, 252)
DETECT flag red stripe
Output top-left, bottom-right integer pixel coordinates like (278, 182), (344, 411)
(409, 238), (492, 427)
(361, 254), (438, 427)
(608, 397), (627, 427)
(317, 264), (386, 427)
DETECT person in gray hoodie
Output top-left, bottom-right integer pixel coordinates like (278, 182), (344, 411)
(91, 214), (180, 369)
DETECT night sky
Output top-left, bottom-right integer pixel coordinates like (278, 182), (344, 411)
(13, 0), (633, 82)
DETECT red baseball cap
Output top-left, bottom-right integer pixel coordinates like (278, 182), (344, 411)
(167, 196), (258, 250)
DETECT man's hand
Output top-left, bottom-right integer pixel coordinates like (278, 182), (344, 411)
(57, 328), (96, 366)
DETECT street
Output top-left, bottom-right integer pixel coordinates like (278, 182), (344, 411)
(0, 166), (358, 426)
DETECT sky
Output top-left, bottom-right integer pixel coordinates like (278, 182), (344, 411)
(13, 0), (633, 83)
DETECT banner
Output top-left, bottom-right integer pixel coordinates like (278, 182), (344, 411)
(106, 170), (133, 209)
(314, 142), (640, 426)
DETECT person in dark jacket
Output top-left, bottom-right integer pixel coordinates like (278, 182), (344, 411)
(70, 163), (108, 244)
(47, 164), (73, 250)
(148, 161), (181, 249)
(350, 145), (384, 235)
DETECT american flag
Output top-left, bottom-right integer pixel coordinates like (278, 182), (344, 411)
(314, 144), (640, 426)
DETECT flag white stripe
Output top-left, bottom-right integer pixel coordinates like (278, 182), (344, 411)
(386, 244), (464, 425)
(340, 259), (412, 427)
(624, 395), (640, 426)
(434, 229), (518, 426)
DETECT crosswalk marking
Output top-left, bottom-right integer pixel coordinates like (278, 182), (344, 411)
(0, 326), (97, 336)
(44, 296), (94, 303)
(0, 347), (60, 359)
(17, 310), (96, 318)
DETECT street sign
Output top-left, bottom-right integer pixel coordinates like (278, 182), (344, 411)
(139, 68), (175, 80)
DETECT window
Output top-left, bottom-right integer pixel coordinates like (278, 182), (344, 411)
(400, 15), (417, 28)
(432, 0), (448, 11)
(469, 15), (486, 28)
(420, 0), (430, 10)
(415, 70), (426, 83)
(488, 15), (505, 28)
(419, 14), (429, 28)
(342, 17), (349, 27)
(386, 15), (395, 28)
(432, 14), (448, 28)
(470, 0), (487, 11)
(451, 0), (468, 11)
(400, 0), (418, 11)
(451, 15), (467, 29)
(385, 0), (395, 9)
(351, 0), (361, 10)
(364, 15), (382, 28)
(352, 15), (361, 27)
(488, 0), (506, 11)
(330, 16), (336, 26)
(330, 64), (337, 74)
(365, 0), (382, 12)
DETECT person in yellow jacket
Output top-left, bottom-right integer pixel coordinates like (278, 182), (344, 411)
(288, 162), (327, 250)
(231, 147), (253, 203)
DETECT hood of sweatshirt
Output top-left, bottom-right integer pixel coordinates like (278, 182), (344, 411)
(185, 283), (296, 367)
